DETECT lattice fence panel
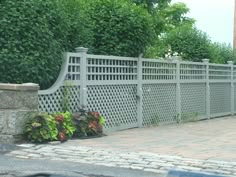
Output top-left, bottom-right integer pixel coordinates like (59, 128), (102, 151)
(209, 65), (231, 80)
(180, 63), (206, 80)
(210, 83), (231, 115)
(38, 86), (80, 113)
(87, 85), (138, 131)
(233, 66), (236, 80)
(142, 61), (176, 80)
(87, 56), (138, 81)
(67, 56), (81, 80)
(234, 83), (236, 113)
(181, 83), (207, 121)
(142, 84), (177, 126)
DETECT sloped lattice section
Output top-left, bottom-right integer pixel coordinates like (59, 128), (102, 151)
(38, 86), (80, 113)
(142, 84), (177, 126)
(210, 83), (230, 115)
(181, 83), (207, 121)
(87, 85), (138, 131)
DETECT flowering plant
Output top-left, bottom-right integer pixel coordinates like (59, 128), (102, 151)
(52, 111), (76, 142)
(24, 111), (76, 143)
(24, 113), (58, 143)
(73, 110), (105, 137)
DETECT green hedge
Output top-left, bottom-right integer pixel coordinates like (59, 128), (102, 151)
(0, 0), (154, 88)
(82, 0), (154, 57)
(0, 0), (67, 89)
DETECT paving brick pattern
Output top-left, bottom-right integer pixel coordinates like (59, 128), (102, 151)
(6, 116), (236, 176)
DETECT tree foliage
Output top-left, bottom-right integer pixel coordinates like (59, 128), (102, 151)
(81, 0), (154, 57)
(209, 42), (236, 64)
(146, 24), (236, 63)
(146, 25), (211, 61)
(1, 0), (233, 90)
(55, 0), (94, 52)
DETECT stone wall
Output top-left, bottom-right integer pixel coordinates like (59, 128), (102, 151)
(0, 83), (39, 143)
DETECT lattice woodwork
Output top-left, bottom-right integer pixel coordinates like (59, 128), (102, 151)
(38, 86), (80, 113)
(180, 63), (206, 80)
(209, 65), (231, 80)
(142, 61), (176, 80)
(38, 52), (236, 132)
(142, 84), (177, 126)
(210, 83), (231, 114)
(67, 56), (81, 80)
(87, 85), (138, 131)
(233, 66), (236, 80)
(181, 83), (207, 120)
(87, 56), (137, 81)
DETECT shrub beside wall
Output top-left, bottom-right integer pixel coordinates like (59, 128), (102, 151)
(0, 0), (67, 89)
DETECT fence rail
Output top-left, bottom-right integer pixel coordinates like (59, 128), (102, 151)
(38, 47), (235, 132)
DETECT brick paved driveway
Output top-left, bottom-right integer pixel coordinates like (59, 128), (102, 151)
(6, 116), (236, 176)
(68, 116), (236, 161)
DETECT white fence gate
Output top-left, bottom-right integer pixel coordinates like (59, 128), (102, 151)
(38, 47), (235, 132)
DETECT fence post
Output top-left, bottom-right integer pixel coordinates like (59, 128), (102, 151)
(202, 59), (210, 119)
(227, 61), (234, 115)
(174, 59), (181, 123)
(137, 54), (143, 127)
(75, 47), (88, 109)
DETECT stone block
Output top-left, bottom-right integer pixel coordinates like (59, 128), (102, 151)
(0, 90), (16, 109)
(11, 111), (35, 135)
(0, 135), (15, 144)
(0, 110), (33, 135)
(0, 90), (38, 110)
(0, 83), (39, 143)
(15, 90), (38, 110)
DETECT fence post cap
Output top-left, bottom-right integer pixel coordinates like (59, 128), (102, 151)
(75, 47), (88, 53)
(202, 59), (209, 63)
(227, 61), (233, 65)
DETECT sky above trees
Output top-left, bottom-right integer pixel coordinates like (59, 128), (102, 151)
(172, 0), (234, 45)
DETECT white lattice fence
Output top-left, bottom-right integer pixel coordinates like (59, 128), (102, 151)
(142, 84), (177, 126)
(209, 64), (231, 117)
(87, 85), (138, 131)
(179, 62), (207, 121)
(210, 83), (231, 116)
(39, 86), (80, 113)
(38, 48), (236, 132)
(38, 52), (82, 113)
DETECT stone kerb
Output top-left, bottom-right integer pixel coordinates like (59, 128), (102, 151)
(0, 83), (39, 143)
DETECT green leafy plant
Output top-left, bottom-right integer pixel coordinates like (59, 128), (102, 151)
(73, 109), (105, 137)
(53, 111), (76, 141)
(24, 111), (76, 143)
(24, 113), (58, 143)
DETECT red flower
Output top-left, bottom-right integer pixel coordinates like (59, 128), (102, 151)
(91, 112), (100, 119)
(58, 132), (66, 142)
(55, 114), (64, 123)
(94, 112), (100, 119)
(88, 120), (98, 129)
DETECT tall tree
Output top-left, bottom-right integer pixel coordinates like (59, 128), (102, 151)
(133, 0), (171, 12)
